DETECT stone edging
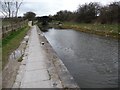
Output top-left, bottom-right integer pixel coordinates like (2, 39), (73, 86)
(36, 25), (80, 89)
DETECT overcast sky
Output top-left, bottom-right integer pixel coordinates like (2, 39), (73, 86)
(0, 0), (119, 17)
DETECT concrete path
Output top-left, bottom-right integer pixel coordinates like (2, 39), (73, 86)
(13, 25), (80, 89)
(13, 25), (62, 88)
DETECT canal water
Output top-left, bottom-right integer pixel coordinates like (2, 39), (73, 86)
(44, 28), (118, 88)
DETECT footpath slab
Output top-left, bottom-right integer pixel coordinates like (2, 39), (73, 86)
(13, 26), (62, 88)
(13, 25), (80, 89)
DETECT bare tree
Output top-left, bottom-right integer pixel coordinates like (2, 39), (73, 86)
(0, 1), (13, 17)
(15, 1), (22, 17)
(0, 0), (23, 18)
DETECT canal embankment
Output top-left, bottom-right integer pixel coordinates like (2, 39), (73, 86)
(55, 22), (119, 39)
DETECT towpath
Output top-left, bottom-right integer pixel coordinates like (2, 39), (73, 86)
(13, 25), (79, 89)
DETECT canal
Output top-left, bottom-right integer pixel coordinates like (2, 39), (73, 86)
(43, 28), (118, 88)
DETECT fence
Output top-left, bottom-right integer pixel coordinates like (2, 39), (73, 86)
(2, 20), (28, 38)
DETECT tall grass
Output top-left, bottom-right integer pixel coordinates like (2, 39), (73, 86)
(61, 22), (119, 38)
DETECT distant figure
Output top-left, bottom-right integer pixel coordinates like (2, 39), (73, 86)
(28, 21), (32, 26)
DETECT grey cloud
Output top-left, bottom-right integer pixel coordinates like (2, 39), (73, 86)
(18, 0), (119, 16)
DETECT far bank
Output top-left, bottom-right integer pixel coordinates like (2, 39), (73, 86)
(50, 22), (119, 39)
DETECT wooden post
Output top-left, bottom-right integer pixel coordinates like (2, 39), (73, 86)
(2, 26), (4, 38)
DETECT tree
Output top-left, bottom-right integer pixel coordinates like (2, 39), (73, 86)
(99, 1), (120, 24)
(15, 1), (22, 17)
(0, 1), (13, 17)
(37, 16), (52, 23)
(53, 10), (73, 21)
(76, 2), (101, 23)
(52, 1), (120, 24)
(0, 0), (22, 18)
(23, 12), (36, 21)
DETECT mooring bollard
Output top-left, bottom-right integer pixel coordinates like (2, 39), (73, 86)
(41, 42), (45, 45)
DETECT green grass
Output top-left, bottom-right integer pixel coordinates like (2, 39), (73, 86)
(2, 26), (29, 69)
(61, 22), (119, 38)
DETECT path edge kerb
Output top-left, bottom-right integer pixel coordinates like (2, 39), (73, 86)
(36, 25), (80, 89)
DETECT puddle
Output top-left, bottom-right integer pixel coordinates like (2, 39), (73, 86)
(9, 35), (29, 61)
(9, 49), (24, 61)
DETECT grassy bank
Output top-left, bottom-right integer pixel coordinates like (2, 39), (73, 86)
(2, 26), (29, 68)
(60, 22), (119, 39)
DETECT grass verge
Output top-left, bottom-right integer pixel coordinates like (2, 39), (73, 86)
(2, 26), (29, 69)
(60, 22), (120, 39)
